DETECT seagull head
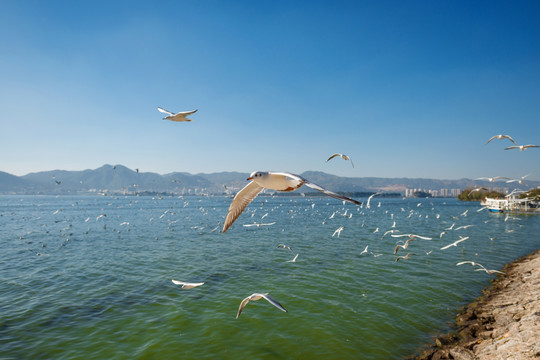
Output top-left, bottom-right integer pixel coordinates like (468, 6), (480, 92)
(247, 171), (268, 181)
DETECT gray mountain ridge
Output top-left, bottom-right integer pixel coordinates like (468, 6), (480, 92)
(1, 164), (536, 195)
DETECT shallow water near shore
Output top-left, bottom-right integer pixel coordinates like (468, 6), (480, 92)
(1, 195), (540, 359)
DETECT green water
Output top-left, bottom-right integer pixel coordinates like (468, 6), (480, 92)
(1, 195), (539, 359)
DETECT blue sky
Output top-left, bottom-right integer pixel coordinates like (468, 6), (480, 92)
(1, 1), (539, 180)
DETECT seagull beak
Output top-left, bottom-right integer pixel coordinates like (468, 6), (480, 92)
(247, 177), (253, 180)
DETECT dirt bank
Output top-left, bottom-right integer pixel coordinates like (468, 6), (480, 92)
(410, 249), (540, 360)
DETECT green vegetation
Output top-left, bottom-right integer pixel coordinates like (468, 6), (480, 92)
(458, 188), (505, 201)
(520, 189), (540, 200)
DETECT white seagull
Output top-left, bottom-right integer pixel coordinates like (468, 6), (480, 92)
(326, 153), (354, 168)
(475, 176), (509, 182)
(456, 261), (505, 275)
(236, 293), (287, 318)
(505, 144), (540, 151)
(440, 236), (469, 250)
(485, 134), (516, 145)
(222, 171), (361, 232)
(171, 280), (205, 289)
(506, 174), (530, 184)
(157, 107), (197, 122)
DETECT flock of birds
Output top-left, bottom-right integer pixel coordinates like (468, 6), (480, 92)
(151, 113), (536, 317)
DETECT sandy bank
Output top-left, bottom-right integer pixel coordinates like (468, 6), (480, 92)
(410, 249), (540, 360)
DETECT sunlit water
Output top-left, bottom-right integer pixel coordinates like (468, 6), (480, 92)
(1, 195), (539, 359)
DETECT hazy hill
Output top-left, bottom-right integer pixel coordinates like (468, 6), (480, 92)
(1, 165), (537, 195)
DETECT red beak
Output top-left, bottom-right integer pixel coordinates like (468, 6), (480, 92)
(247, 177), (253, 180)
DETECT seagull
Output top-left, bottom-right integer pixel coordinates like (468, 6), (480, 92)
(454, 224), (474, 231)
(276, 243), (295, 255)
(360, 245), (369, 255)
(365, 192), (381, 209)
(286, 254), (299, 263)
(486, 134), (516, 144)
(391, 233), (432, 241)
(382, 229), (399, 238)
(332, 226), (344, 238)
(456, 261), (505, 275)
(157, 107), (197, 122)
(326, 153), (354, 168)
(440, 236), (469, 250)
(171, 280), (205, 289)
(506, 174), (530, 184)
(236, 293), (287, 318)
(242, 222), (276, 228)
(222, 171), (361, 232)
(393, 238), (416, 254)
(505, 144), (540, 151)
(395, 253), (416, 261)
(475, 176), (509, 182)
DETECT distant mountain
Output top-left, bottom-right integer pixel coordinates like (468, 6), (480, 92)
(1, 165), (538, 195)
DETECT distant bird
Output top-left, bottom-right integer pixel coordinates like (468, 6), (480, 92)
(366, 192), (381, 209)
(55, 180), (61, 185)
(326, 153), (354, 168)
(504, 144), (540, 151)
(360, 245), (369, 255)
(382, 229), (399, 238)
(506, 174), (530, 184)
(475, 176), (509, 182)
(393, 238), (416, 254)
(456, 261), (505, 275)
(395, 253), (416, 261)
(470, 187), (489, 193)
(243, 222), (276, 228)
(157, 107), (197, 122)
(454, 224), (474, 231)
(236, 293), (287, 318)
(286, 254), (299, 263)
(222, 171), (361, 232)
(391, 233), (432, 241)
(276, 243), (295, 255)
(332, 226), (344, 238)
(171, 280), (205, 289)
(486, 134), (516, 145)
(440, 236), (469, 250)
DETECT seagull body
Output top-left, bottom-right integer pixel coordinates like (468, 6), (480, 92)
(486, 134), (516, 144)
(504, 144), (540, 151)
(440, 236), (469, 250)
(236, 293), (287, 318)
(222, 171), (361, 232)
(326, 153), (354, 168)
(171, 280), (205, 289)
(157, 107), (197, 122)
(395, 253), (416, 261)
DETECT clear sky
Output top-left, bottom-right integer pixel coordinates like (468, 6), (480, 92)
(1, 1), (539, 180)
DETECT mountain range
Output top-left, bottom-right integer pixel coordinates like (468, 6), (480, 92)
(1, 164), (537, 196)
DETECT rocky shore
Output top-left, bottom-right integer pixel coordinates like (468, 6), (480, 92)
(411, 249), (540, 360)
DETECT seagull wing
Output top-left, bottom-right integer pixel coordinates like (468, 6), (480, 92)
(157, 107), (174, 116)
(504, 146), (519, 150)
(524, 144), (540, 148)
(222, 181), (264, 233)
(485, 135), (498, 144)
(300, 177), (362, 205)
(504, 135), (516, 144)
(236, 296), (252, 318)
(261, 294), (288, 313)
(175, 109), (198, 116)
(326, 153), (341, 162)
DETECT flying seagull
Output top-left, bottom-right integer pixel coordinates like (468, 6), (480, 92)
(171, 280), (205, 289)
(440, 236), (469, 250)
(157, 107), (197, 122)
(222, 171), (361, 232)
(326, 153), (354, 168)
(236, 293), (287, 318)
(504, 144), (540, 151)
(475, 176), (509, 182)
(486, 134), (516, 145)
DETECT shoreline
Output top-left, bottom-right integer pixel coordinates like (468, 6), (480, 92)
(409, 249), (540, 359)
